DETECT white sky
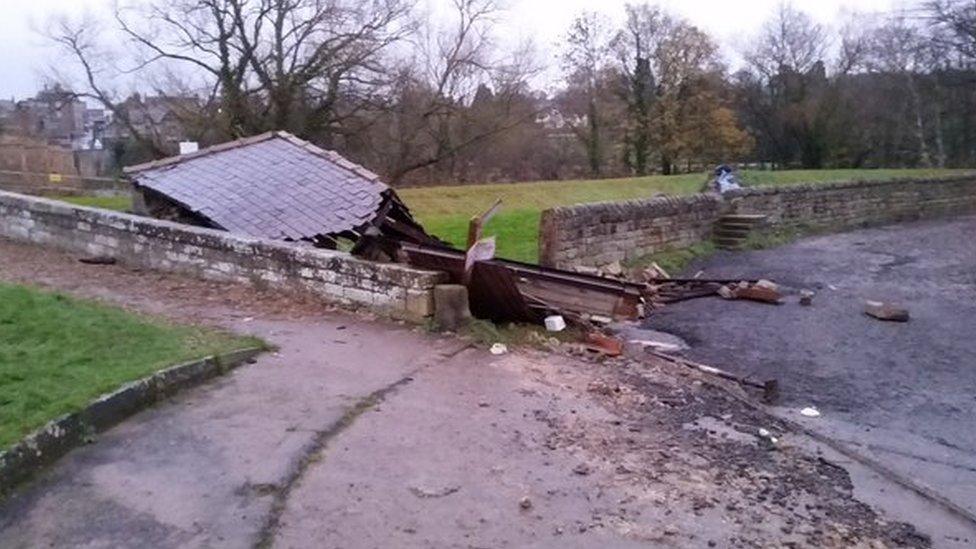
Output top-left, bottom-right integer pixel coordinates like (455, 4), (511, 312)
(0, 0), (903, 100)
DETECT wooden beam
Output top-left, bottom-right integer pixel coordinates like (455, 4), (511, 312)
(466, 198), (503, 249)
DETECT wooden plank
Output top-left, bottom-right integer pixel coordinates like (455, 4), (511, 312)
(469, 261), (537, 323)
(467, 198), (503, 249)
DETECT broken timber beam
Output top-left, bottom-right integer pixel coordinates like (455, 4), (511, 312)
(466, 198), (503, 249)
(648, 351), (779, 402)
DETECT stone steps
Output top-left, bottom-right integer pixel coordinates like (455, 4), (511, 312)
(712, 214), (767, 250)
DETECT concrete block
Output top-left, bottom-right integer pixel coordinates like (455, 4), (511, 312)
(433, 285), (472, 331)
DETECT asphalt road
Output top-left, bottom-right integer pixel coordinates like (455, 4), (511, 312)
(646, 216), (976, 521)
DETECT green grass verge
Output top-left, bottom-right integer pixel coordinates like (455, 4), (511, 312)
(54, 194), (132, 212)
(400, 168), (970, 263)
(0, 283), (263, 448)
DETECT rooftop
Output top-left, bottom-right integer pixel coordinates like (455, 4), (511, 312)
(124, 131), (390, 241)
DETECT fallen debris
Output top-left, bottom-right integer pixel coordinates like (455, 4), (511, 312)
(864, 301), (910, 322)
(401, 243), (645, 324)
(584, 332), (623, 357)
(544, 315), (566, 332)
(800, 407), (821, 418)
(124, 132), (442, 254)
(732, 280), (783, 304)
(645, 262), (670, 280)
(602, 260), (624, 278)
(649, 351), (779, 402)
(799, 289), (815, 306)
(489, 343), (508, 355)
(78, 255), (117, 265)
(409, 485), (461, 498)
(519, 496), (533, 510)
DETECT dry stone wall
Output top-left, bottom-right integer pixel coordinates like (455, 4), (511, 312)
(0, 191), (445, 320)
(539, 175), (976, 269)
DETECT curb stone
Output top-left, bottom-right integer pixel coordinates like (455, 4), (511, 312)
(0, 347), (264, 495)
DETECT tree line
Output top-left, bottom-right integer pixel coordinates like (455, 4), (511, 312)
(47, 0), (976, 185)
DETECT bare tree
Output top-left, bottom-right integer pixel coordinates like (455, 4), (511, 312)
(923, 0), (976, 64)
(48, 0), (417, 157)
(377, 0), (541, 184)
(745, 2), (829, 81)
(864, 16), (939, 166)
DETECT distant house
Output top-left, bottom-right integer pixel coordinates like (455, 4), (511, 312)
(534, 104), (584, 141)
(106, 95), (197, 153)
(124, 131), (434, 252)
(12, 86), (87, 148)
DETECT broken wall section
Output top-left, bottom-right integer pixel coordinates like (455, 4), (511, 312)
(0, 191), (446, 321)
(539, 175), (976, 269)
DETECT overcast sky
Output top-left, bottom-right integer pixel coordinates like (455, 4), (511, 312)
(0, 0), (904, 100)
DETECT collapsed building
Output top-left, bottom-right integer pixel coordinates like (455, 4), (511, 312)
(125, 131), (437, 258)
(123, 131), (650, 327)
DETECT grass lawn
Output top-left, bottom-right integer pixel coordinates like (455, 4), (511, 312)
(399, 168), (971, 263)
(55, 194), (132, 212)
(0, 283), (262, 449)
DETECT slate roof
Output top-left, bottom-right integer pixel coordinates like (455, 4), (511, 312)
(124, 131), (389, 241)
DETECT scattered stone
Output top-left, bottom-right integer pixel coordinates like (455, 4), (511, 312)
(643, 262), (670, 280)
(602, 260), (624, 278)
(800, 407), (821, 418)
(584, 332), (623, 357)
(864, 301), (910, 322)
(734, 285), (783, 305)
(489, 343), (508, 355)
(573, 463), (591, 476)
(799, 289), (815, 306)
(755, 279), (779, 291)
(574, 265), (601, 277)
(519, 496), (533, 510)
(717, 285), (735, 300)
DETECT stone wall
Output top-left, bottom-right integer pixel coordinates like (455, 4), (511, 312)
(539, 175), (976, 268)
(0, 191), (446, 320)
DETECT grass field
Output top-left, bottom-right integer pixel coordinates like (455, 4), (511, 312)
(52, 168), (971, 263)
(56, 194), (132, 212)
(0, 283), (262, 448)
(400, 168), (970, 262)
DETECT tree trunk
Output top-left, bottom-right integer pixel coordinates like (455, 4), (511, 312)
(586, 98), (601, 176)
(905, 74), (932, 168)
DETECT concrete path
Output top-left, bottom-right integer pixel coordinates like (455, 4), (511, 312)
(647, 216), (976, 525)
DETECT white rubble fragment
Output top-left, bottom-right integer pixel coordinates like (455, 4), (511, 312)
(800, 407), (821, 418)
(544, 315), (566, 332)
